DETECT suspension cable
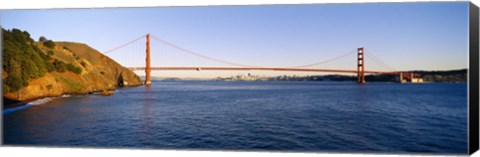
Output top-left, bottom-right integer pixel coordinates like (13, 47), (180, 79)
(290, 50), (357, 68)
(150, 35), (259, 67)
(364, 50), (396, 71)
(103, 35), (146, 54)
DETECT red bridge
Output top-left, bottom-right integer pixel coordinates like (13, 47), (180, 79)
(104, 34), (416, 85)
(127, 67), (398, 75)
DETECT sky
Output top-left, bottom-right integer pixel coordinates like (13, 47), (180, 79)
(0, 2), (470, 78)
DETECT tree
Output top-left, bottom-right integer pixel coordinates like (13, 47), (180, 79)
(39, 36), (47, 42)
(2, 28), (53, 92)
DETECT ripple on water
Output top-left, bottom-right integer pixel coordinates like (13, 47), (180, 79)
(2, 82), (468, 154)
(3, 97), (54, 115)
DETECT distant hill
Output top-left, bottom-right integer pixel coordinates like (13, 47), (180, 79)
(409, 69), (467, 82)
(209, 69), (467, 83)
(295, 69), (467, 83)
(2, 28), (143, 102)
(302, 69), (467, 82)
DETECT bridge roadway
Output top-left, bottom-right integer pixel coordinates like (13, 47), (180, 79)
(127, 67), (399, 75)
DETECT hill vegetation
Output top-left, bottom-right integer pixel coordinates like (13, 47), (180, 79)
(2, 28), (143, 102)
(2, 29), (85, 92)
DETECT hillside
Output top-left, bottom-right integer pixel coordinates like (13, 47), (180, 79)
(2, 28), (143, 102)
(211, 69), (467, 82)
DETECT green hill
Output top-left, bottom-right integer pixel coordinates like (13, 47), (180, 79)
(2, 28), (143, 102)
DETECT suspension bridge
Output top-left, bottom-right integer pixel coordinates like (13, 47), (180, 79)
(104, 34), (418, 85)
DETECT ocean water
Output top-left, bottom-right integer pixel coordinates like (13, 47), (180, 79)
(2, 81), (468, 154)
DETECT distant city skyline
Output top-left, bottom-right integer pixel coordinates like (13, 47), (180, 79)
(1, 2), (469, 78)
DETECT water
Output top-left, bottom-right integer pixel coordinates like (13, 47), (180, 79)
(3, 81), (468, 154)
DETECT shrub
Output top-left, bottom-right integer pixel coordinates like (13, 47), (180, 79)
(44, 40), (55, 49)
(72, 53), (80, 60)
(45, 62), (55, 72)
(65, 63), (82, 74)
(39, 36), (47, 42)
(5, 75), (24, 92)
(53, 59), (66, 72)
(63, 46), (70, 51)
(80, 61), (87, 67)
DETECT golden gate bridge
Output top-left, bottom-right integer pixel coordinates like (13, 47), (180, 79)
(104, 34), (418, 85)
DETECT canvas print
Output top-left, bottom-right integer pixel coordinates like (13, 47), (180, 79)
(1, 2), (473, 155)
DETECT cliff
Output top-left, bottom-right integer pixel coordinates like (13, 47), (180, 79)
(2, 28), (143, 102)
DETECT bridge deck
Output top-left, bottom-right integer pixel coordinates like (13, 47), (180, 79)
(127, 67), (399, 75)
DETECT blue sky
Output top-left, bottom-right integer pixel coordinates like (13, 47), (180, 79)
(1, 2), (469, 78)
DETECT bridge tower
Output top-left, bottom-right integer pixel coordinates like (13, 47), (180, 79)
(357, 47), (365, 84)
(145, 34), (151, 85)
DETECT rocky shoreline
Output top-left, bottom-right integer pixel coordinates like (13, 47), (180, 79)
(3, 84), (141, 109)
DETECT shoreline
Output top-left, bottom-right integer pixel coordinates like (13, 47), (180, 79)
(2, 84), (142, 109)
